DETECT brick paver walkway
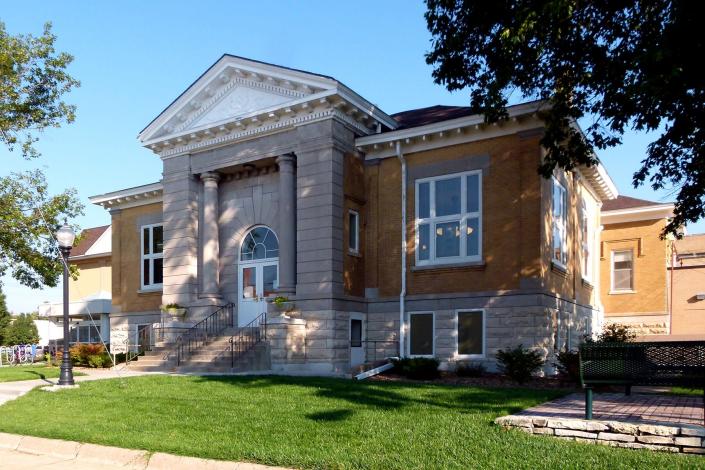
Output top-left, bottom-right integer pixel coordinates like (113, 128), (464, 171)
(516, 392), (704, 426)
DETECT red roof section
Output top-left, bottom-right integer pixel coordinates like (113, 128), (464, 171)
(391, 105), (476, 129)
(602, 195), (664, 211)
(70, 225), (110, 257)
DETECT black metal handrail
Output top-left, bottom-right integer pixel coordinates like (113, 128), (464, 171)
(229, 312), (267, 369)
(175, 303), (234, 366)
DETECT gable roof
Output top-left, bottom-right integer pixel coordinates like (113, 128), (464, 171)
(70, 225), (110, 258)
(602, 195), (663, 212)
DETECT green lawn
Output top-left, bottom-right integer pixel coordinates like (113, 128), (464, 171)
(0, 376), (702, 469)
(0, 365), (84, 383)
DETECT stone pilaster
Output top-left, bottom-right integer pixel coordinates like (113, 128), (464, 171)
(200, 171), (221, 298)
(276, 154), (296, 294)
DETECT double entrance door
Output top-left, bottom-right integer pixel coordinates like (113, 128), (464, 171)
(237, 260), (278, 327)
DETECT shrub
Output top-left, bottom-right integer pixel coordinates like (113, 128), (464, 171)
(68, 343), (108, 366)
(456, 362), (486, 378)
(496, 345), (545, 384)
(392, 357), (441, 380)
(590, 323), (636, 343)
(554, 349), (581, 385)
(87, 353), (112, 368)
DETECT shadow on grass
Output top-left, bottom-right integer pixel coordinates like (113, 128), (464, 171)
(192, 375), (562, 416)
(25, 371), (47, 380)
(305, 408), (354, 421)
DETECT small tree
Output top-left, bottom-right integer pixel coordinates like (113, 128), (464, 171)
(3, 313), (39, 345)
(0, 287), (11, 345)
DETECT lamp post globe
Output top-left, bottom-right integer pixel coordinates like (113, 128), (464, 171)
(56, 223), (75, 386)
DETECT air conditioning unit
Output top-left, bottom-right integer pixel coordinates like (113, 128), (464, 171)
(696, 293), (705, 301)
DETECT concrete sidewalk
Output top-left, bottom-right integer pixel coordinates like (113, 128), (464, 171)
(0, 367), (158, 406)
(0, 433), (287, 469)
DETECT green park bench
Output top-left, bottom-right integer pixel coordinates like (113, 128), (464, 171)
(579, 341), (705, 424)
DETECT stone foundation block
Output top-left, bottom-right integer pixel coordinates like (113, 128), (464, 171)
(683, 447), (705, 454)
(680, 426), (705, 437)
(597, 432), (636, 443)
(675, 436), (703, 447)
(533, 427), (554, 435)
(606, 422), (638, 435)
(637, 435), (674, 445)
(555, 429), (597, 439)
(638, 424), (679, 436)
(532, 418), (548, 427)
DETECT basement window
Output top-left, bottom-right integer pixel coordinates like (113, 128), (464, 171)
(457, 310), (485, 358)
(409, 312), (434, 357)
(348, 210), (360, 255)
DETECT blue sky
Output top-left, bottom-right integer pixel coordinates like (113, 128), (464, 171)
(2, 1), (701, 313)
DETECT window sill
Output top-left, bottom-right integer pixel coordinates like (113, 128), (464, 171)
(138, 287), (162, 294)
(347, 250), (362, 258)
(551, 260), (568, 276)
(412, 260), (485, 272)
(455, 354), (485, 360)
(609, 290), (636, 295)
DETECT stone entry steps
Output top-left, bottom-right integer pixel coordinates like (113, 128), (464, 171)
(127, 328), (270, 374)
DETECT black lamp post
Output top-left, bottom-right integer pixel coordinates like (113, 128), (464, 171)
(56, 223), (76, 386)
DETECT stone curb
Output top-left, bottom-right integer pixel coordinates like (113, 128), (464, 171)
(0, 433), (290, 469)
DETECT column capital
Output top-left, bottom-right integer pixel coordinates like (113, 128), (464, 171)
(276, 153), (296, 168)
(200, 171), (221, 183)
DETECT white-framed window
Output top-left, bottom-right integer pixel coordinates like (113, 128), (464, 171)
(348, 209), (360, 255)
(456, 310), (485, 358)
(415, 170), (482, 266)
(611, 250), (634, 292)
(552, 178), (568, 267)
(408, 312), (434, 357)
(141, 224), (163, 290)
(580, 198), (592, 281)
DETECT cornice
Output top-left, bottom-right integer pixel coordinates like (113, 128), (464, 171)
(90, 182), (163, 211)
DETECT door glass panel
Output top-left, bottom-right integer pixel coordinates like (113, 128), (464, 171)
(241, 267), (256, 299)
(435, 221), (460, 258)
(350, 319), (362, 347)
(458, 311), (483, 355)
(262, 265), (278, 297)
(435, 177), (461, 216)
(410, 313), (434, 356)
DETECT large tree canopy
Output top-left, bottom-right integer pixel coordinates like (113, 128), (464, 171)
(1, 22), (83, 289)
(0, 21), (79, 159)
(0, 170), (82, 288)
(425, 0), (704, 235)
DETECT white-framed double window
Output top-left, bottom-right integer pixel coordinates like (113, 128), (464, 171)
(552, 178), (568, 267)
(611, 249), (634, 292)
(456, 310), (485, 358)
(348, 209), (360, 255)
(141, 224), (163, 290)
(580, 198), (592, 281)
(408, 312), (435, 357)
(415, 170), (482, 266)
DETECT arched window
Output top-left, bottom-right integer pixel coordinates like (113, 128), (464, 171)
(240, 226), (279, 261)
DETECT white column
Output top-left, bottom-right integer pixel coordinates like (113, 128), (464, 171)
(200, 171), (221, 297)
(276, 154), (296, 294)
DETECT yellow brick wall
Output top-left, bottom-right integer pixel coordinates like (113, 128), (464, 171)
(343, 152), (366, 297)
(69, 256), (111, 302)
(600, 218), (669, 316)
(111, 203), (163, 313)
(367, 133), (545, 297)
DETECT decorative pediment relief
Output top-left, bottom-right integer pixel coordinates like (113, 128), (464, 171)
(139, 55), (398, 157)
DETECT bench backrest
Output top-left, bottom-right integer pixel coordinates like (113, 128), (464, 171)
(579, 341), (705, 387)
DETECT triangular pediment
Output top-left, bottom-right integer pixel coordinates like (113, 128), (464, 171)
(191, 85), (292, 128)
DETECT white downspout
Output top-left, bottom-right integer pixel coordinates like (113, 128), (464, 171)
(396, 141), (407, 358)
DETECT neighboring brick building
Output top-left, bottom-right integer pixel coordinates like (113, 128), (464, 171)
(37, 225), (112, 344)
(670, 234), (705, 337)
(600, 196), (674, 336)
(90, 55), (618, 375)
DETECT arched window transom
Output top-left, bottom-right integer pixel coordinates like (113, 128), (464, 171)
(240, 226), (279, 261)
